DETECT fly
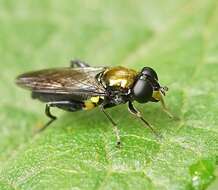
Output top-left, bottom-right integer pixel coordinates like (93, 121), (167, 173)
(16, 60), (174, 147)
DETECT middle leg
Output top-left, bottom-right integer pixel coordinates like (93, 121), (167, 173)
(100, 106), (121, 147)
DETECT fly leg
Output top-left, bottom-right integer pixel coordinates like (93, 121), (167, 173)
(160, 97), (174, 118)
(70, 59), (90, 68)
(100, 106), (121, 147)
(128, 101), (161, 138)
(160, 91), (179, 120)
(41, 103), (57, 131)
(38, 101), (83, 132)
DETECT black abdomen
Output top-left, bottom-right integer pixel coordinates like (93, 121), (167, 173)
(32, 92), (88, 103)
(32, 92), (84, 112)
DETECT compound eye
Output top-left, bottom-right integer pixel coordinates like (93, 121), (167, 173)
(141, 67), (158, 80)
(132, 79), (153, 103)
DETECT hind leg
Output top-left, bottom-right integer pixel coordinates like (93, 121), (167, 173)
(70, 59), (90, 68)
(38, 101), (83, 132)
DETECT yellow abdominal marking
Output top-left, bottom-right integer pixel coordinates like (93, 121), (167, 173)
(152, 91), (162, 101)
(84, 101), (96, 110)
(90, 96), (100, 103)
(83, 96), (100, 110)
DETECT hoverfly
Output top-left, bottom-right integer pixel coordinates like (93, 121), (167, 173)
(16, 60), (173, 146)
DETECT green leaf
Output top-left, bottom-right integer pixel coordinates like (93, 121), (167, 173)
(0, 1), (218, 190)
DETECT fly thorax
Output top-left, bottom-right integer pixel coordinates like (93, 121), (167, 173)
(101, 66), (138, 90)
(111, 94), (127, 105)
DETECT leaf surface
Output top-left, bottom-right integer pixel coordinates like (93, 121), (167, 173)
(0, 1), (218, 190)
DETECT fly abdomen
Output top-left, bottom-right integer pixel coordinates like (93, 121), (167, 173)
(32, 92), (76, 102)
(55, 101), (84, 112)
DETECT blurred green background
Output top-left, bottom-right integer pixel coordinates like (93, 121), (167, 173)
(0, 1), (218, 190)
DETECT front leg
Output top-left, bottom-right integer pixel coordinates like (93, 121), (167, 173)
(128, 101), (160, 138)
(70, 59), (90, 68)
(159, 91), (174, 119)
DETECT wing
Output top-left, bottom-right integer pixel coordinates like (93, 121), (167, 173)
(16, 67), (107, 96)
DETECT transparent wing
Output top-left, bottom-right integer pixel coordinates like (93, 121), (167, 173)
(16, 67), (107, 96)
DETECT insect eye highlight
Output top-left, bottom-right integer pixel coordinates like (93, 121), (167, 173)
(141, 67), (158, 80)
(132, 78), (153, 103)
